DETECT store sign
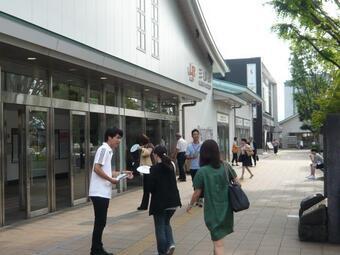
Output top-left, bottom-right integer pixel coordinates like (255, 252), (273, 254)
(247, 63), (257, 93)
(187, 63), (196, 81)
(236, 117), (243, 126)
(198, 68), (212, 90)
(217, 113), (229, 124)
(243, 119), (250, 127)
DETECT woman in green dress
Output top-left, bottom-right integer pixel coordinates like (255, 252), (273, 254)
(187, 139), (239, 255)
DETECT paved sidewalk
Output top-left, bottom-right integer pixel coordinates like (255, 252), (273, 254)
(1, 150), (340, 255)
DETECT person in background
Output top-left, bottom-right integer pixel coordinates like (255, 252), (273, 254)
(89, 128), (133, 255)
(273, 139), (279, 155)
(239, 138), (254, 180)
(307, 149), (324, 180)
(137, 134), (155, 210)
(186, 129), (203, 207)
(231, 137), (239, 166)
(249, 137), (257, 166)
(173, 133), (187, 182)
(187, 139), (239, 255)
(146, 145), (181, 255)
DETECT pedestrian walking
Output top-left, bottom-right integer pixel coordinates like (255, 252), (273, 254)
(146, 145), (181, 255)
(307, 149), (324, 180)
(137, 134), (155, 210)
(239, 138), (254, 179)
(231, 137), (239, 166)
(172, 133), (187, 181)
(273, 139), (279, 155)
(186, 129), (203, 206)
(249, 137), (257, 166)
(186, 139), (239, 255)
(89, 127), (133, 255)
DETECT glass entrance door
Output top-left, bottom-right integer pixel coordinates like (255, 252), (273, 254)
(26, 107), (49, 217)
(70, 112), (88, 205)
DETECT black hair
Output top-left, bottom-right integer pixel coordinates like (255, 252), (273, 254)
(191, 129), (199, 136)
(241, 138), (247, 143)
(311, 148), (318, 153)
(199, 139), (221, 169)
(139, 134), (150, 146)
(153, 145), (174, 171)
(234, 137), (237, 141)
(104, 127), (123, 142)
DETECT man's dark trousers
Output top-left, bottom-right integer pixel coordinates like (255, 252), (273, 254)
(177, 152), (186, 180)
(91, 196), (110, 253)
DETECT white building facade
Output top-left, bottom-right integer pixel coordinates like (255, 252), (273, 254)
(0, 0), (228, 226)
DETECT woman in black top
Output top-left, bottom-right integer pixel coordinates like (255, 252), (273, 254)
(146, 145), (181, 255)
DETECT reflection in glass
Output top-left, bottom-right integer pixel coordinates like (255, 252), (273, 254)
(90, 113), (105, 169)
(89, 82), (103, 104)
(29, 110), (48, 211)
(124, 87), (142, 110)
(107, 115), (120, 170)
(106, 90), (116, 106)
(160, 94), (178, 115)
(144, 92), (159, 113)
(53, 74), (86, 102)
(72, 114), (87, 200)
(146, 119), (160, 145)
(6, 72), (48, 96)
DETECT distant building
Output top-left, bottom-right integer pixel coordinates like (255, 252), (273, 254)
(214, 57), (278, 151)
(279, 114), (313, 149)
(284, 81), (297, 118)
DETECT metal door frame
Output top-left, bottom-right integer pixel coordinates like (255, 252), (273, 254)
(26, 106), (50, 218)
(70, 110), (89, 206)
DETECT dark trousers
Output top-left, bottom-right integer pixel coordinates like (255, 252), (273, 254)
(139, 174), (150, 209)
(231, 153), (238, 164)
(153, 210), (176, 254)
(190, 169), (204, 198)
(252, 149), (257, 166)
(177, 152), (186, 180)
(91, 196), (110, 252)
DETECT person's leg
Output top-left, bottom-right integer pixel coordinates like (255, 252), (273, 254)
(213, 239), (224, 255)
(246, 166), (254, 178)
(252, 153), (256, 166)
(153, 211), (168, 254)
(231, 153), (236, 165)
(177, 153), (186, 180)
(91, 196), (110, 253)
(138, 175), (149, 209)
(311, 164), (316, 176)
(164, 210), (176, 253)
(241, 166), (245, 179)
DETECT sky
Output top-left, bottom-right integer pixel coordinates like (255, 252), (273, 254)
(199, 0), (291, 121)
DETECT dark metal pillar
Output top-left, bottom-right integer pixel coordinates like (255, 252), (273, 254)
(325, 113), (340, 243)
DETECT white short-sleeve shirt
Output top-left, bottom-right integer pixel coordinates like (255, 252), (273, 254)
(89, 142), (114, 199)
(176, 138), (187, 152)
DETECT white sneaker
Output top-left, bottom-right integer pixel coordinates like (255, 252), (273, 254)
(307, 175), (315, 180)
(167, 245), (175, 255)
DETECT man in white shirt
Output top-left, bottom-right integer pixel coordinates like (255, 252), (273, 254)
(307, 149), (324, 180)
(173, 133), (187, 181)
(89, 127), (133, 255)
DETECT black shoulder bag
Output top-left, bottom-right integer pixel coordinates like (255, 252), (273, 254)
(224, 163), (250, 212)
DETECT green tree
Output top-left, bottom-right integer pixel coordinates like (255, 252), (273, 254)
(269, 0), (340, 130)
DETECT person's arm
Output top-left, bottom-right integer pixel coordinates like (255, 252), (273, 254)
(141, 147), (152, 157)
(186, 189), (202, 213)
(112, 170), (134, 179)
(94, 164), (118, 184)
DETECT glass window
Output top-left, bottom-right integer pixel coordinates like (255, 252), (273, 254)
(144, 90), (159, 113)
(160, 94), (178, 115)
(124, 86), (142, 110)
(89, 83), (103, 104)
(137, 0), (146, 51)
(106, 90), (116, 107)
(5, 72), (48, 96)
(53, 74), (86, 102)
(151, 0), (159, 58)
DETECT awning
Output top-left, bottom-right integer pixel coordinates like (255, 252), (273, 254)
(213, 79), (263, 105)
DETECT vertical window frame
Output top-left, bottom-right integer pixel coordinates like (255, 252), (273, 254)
(137, 0), (146, 52)
(151, 0), (159, 59)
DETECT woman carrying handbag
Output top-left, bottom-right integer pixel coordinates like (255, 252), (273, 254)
(187, 140), (239, 255)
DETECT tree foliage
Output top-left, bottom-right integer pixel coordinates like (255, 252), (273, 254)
(269, 0), (340, 131)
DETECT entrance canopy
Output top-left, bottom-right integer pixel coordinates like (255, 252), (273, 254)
(213, 79), (263, 106)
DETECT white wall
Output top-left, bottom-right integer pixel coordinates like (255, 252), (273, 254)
(0, 0), (210, 93)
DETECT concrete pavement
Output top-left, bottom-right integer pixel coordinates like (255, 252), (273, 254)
(0, 150), (339, 255)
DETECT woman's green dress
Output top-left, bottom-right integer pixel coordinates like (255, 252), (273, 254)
(193, 163), (236, 241)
